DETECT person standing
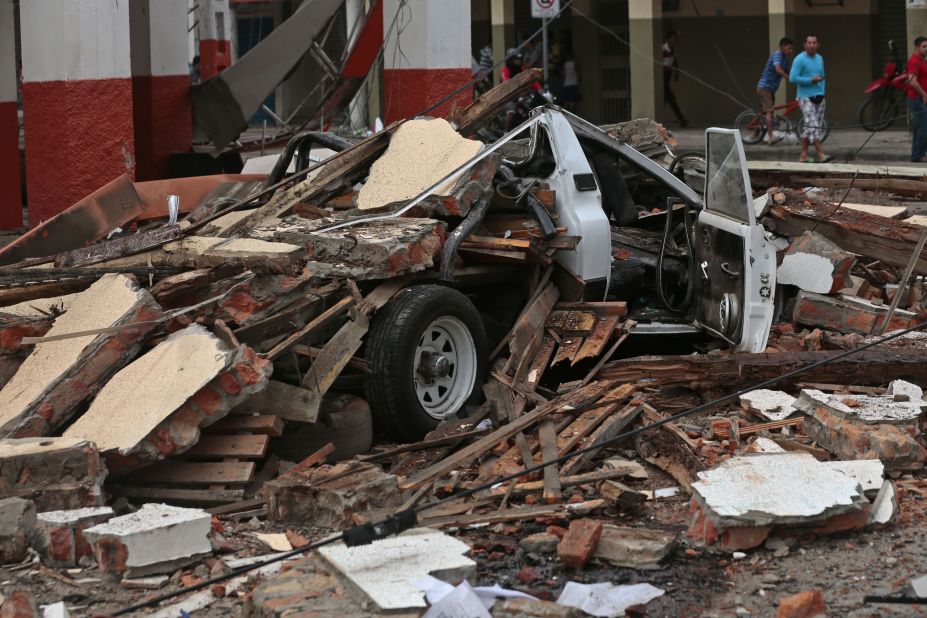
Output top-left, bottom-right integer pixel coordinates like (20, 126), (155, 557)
(789, 34), (832, 162)
(561, 49), (580, 112)
(906, 36), (927, 162)
(662, 30), (688, 127)
(756, 37), (794, 145)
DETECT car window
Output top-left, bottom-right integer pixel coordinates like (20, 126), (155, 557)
(705, 131), (751, 223)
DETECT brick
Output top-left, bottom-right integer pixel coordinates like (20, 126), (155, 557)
(0, 591), (39, 618)
(190, 385), (224, 418)
(0, 438), (106, 511)
(0, 498), (38, 565)
(557, 519), (603, 568)
(777, 590), (826, 618)
(36, 506), (114, 567)
(84, 504), (212, 577)
(217, 372), (242, 396)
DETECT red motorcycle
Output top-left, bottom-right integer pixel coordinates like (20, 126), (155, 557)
(859, 40), (909, 132)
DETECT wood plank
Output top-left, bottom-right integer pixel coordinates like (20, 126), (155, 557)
(184, 435), (269, 459)
(54, 226), (183, 268)
(458, 247), (529, 264)
(484, 380), (534, 476)
(520, 334), (557, 392)
(551, 336), (584, 366)
(560, 402), (643, 477)
(502, 282), (559, 365)
(232, 380), (321, 423)
(207, 498), (266, 516)
(547, 310), (598, 335)
(208, 415), (284, 437)
(266, 296), (354, 361)
(841, 203), (909, 219)
(129, 461), (255, 486)
(419, 499), (605, 528)
(572, 316), (619, 365)
(554, 301), (628, 316)
(539, 419), (561, 503)
(462, 235), (533, 250)
(110, 486), (245, 505)
(359, 428), (490, 463)
(479, 468), (639, 498)
(451, 68), (545, 135)
(400, 381), (610, 491)
(299, 314), (369, 414)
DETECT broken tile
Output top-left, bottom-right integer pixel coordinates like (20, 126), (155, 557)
(0, 274), (161, 438)
(317, 528), (475, 611)
(83, 503), (212, 577)
(739, 389), (797, 421)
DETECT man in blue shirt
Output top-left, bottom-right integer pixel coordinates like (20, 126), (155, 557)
(756, 37), (793, 145)
(789, 34), (832, 162)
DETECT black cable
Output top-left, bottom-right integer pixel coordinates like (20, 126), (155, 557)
(109, 317), (927, 615)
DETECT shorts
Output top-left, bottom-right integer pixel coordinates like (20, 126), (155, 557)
(798, 97), (827, 141)
(757, 88), (774, 112)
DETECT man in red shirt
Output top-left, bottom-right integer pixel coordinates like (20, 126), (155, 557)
(907, 36), (927, 162)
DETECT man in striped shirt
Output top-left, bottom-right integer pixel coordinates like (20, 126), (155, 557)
(756, 37), (794, 145)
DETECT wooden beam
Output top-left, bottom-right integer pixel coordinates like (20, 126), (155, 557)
(265, 296), (354, 360)
(208, 415), (284, 436)
(184, 434), (269, 459)
(126, 461), (256, 486)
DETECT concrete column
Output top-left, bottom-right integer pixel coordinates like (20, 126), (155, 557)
(629, 0), (661, 120)
(491, 0), (516, 84)
(909, 1), (927, 61)
(0, 0), (21, 229)
(20, 0), (135, 225)
(768, 0), (795, 106)
(346, 0), (369, 131)
(130, 0), (192, 181)
(197, 0), (232, 80)
(382, 0), (472, 124)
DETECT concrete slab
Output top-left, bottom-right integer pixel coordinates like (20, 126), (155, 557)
(691, 453), (867, 527)
(795, 389), (923, 425)
(0, 274), (161, 438)
(823, 459), (885, 494)
(869, 480), (898, 526)
(0, 437), (106, 511)
(318, 528), (476, 611)
(83, 503), (212, 577)
(36, 506), (115, 567)
(887, 379), (924, 403)
(739, 389), (798, 421)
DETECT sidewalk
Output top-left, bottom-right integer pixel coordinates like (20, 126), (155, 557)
(671, 125), (927, 165)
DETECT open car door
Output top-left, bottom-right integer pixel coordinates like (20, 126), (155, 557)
(693, 129), (775, 353)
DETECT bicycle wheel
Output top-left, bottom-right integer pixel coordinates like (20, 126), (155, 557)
(796, 115), (830, 143)
(734, 110), (765, 144)
(858, 91), (896, 132)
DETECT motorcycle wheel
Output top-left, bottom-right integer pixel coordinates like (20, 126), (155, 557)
(858, 90), (897, 132)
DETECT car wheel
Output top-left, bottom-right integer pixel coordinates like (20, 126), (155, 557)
(365, 284), (488, 441)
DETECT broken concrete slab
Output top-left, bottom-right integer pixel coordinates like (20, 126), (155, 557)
(317, 528), (476, 611)
(83, 503), (212, 577)
(266, 460), (400, 529)
(592, 525), (676, 570)
(0, 498), (39, 564)
(97, 236), (305, 273)
(36, 507), (114, 567)
(0, 438), (107, 511)
(739, 389), (798, 422)
(795, 388), (923, 425)
(869, 480), (898, 526)
(0, 274), (161, 438)
(887, 379), (923, 403)
(64, 325), (271, 475)
(777, 231), (856, 294)
(251, 215), (446, 280)
(357, 117), (483, 212)
(823, 459), (885, 495)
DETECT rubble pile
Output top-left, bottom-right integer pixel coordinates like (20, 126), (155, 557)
(0, 73), (926, 615)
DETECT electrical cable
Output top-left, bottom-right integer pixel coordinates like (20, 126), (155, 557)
(110, 317), (927, 615)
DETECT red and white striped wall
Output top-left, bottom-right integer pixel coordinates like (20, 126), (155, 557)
(20, 0), (136, 225)
(0, 0), (21, 229)
(130, 0), (192, 181)
(382, 0), (472, 124)
(197, 0), (233, 81)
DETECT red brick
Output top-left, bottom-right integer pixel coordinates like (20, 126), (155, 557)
(515, 566), (539, 584)
(191, 385), (224, 417)
(557, 519), (603, 568)
(46, 527), (74, 564)
(777, 590), (826, 618)
(234, 362), (264, 387)
(217, 371), (242, 396)
(94, 537), (129, 574)
(0, 591), (39, 618)
(546, 525), (567, 539)
(718, 526), (772, 551)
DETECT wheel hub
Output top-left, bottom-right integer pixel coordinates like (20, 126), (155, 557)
(418, 353), (451, 380)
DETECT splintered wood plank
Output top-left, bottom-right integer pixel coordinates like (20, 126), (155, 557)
(458, 247), (529, 263)
(206, 415), (284, 437)
(555, 383), (636, 458)
(232, 380), (320, 423)
(572, 316), (619, 365)
(560, 402), (643, 477)
(547, 310), (598, 335)
(266, 296), (354, 361)
(111, 486), (246, 505)
(539, 419), (561, 503)
(553, 302), (628, 316)
(484, 380), (534, 476)
(840, 203), (909, 219)
(551, 336), (584, 365)
(519, 334), (557, 392)
(128, 461), (256, 486)
(419, 500), (605, 528)
(185, 435), (270, 459)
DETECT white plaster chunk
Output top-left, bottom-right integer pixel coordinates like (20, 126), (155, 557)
(0, 274), (147, 434)
(64, 325), (230, 453)
(740, 389), (798, 421)
(83, 504), (211, 571)
(691, 453), (866, 526)
(776, 252), (835, 294)
(823, 459), (885, 494)
(887, 380), (924, 403)
(38, 507), (114, 527)
(746, 437), (786, 453)
(318, 528), (476, 610)
(357, 118), (483, 210)
(796, 389), (923, 424)
(869, 480), (898, 526)
(42, 602), (69, 618)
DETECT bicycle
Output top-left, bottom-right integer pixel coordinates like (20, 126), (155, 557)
(734, 99), (831, 145)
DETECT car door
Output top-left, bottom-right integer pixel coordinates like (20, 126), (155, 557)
(693, 129), (775, 353)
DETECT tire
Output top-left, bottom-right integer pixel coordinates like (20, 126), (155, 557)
(734, 110), (764, 144)
(365, 284), (488, 441)
(797, 115), (830, 143)
(669, 151), (706, 194)
(859, 91), (896, 132)
(271, 394), (373, 463)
